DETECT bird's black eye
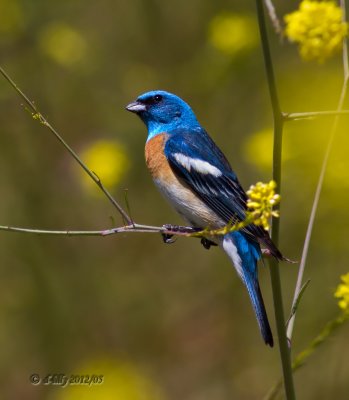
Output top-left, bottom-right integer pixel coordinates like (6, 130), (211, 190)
(154, 94), (162, 103)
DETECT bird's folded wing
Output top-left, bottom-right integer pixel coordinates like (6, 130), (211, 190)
(164, 129), (279, 249)
(164, 130), (248, 225)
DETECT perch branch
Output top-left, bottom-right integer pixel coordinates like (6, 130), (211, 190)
(0, 223), (197, 237)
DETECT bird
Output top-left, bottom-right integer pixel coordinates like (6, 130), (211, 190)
(126, 90), (285, 346)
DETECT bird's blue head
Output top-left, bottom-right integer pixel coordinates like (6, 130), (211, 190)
(126, 90), (200, 141)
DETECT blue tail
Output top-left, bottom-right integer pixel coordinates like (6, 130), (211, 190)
(222, 231), (273, 347)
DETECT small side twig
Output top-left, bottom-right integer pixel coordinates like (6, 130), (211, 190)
(285, 279), (311, 329)
(284, 110), (349, 121)
(264, 0), (283, 36)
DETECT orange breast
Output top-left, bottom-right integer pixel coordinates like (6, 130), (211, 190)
(144, 133), (223, 228)
(145, 133), (175, 181)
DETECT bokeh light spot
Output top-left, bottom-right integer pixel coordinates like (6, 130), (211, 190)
(208, 13), (258, 56)
(39, 22), (87, 67)
(51, 358), (166, 400)
(79, 140), (129, 194)
(243, 129), (273, 169)
(0, 0), (24, 35)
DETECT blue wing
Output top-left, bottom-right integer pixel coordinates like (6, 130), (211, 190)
(165, 129), (246, 221)
(164, 128), (282, 258)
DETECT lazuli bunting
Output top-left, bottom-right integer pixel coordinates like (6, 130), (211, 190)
(126, 90), (285, 346)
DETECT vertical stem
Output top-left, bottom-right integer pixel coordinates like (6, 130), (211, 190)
(287, 0), (349, 341)
(255, 1), (296, 399)
(269, 118), (296, 400)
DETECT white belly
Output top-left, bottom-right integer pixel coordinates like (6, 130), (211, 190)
(144, 133), (224, 230)
(154, 177), (223, 229)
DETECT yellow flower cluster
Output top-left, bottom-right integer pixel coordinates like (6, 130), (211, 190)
(284, 0), (348, 62)
(246, 180), (280, 231)
(334, 272), (349, 312)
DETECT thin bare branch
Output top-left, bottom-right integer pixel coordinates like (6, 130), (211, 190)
(0, 223), (280, 260)
(284, 110), (349, 121)
(0, 65), (132, 225)
(287, 0), (349, 341)
(0, 223), (197, 237)
(264, 0), (283, 36)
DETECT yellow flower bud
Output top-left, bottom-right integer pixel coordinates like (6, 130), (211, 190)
(334, 272), (349, 312)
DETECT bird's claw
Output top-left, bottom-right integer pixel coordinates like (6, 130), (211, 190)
(200, 238), (218, 250)
(162, 224), (201, 234)
(162, 233), (176, 244)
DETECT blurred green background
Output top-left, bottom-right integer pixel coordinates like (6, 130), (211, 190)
(0, 0), (348, 399)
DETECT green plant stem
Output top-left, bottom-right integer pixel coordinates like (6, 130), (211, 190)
(255, 1), (296, 399)
(265, 312), (349, 400)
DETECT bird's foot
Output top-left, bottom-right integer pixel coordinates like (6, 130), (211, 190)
(161, 224), (202, 245)
(161, 233), (176, 244)
(200, 238), (218, 250)
(162, 224), (201, 234)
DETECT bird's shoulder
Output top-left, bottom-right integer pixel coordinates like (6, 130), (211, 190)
(164, 127), (234, 176)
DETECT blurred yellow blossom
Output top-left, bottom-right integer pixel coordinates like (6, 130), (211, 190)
(52, 358), (166, 400)
(334, 272), (349, 312)
(80, 140), (129, 194)
(208, 13), (258, 56)
(243, 129), (273, 169)
(246, 181), (280, 231)
(39, 22), (87, 67)
(0, 0), (24, 35)
(284, 1), (348, 62)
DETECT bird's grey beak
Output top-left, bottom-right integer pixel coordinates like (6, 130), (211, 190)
(126, 101), (147, 113)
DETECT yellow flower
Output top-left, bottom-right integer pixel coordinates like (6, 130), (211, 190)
(80, 140), (129, 195)
(54, 358), (166, 400)
(334, 272), (349, 312)
(284, 1), (348, 62)
(246, 181), (280, 231)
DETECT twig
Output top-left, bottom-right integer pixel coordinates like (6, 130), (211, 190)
(284, 110), (349, 120)
(286, 0), (349, 342)
(0, 65), (132, 226)
(0, 223), (283, 260)
(255, 1), (296, 399)
(285, 279), (311, 328)
(0, 224), (198, 237)
(264, 0), (283, 36)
